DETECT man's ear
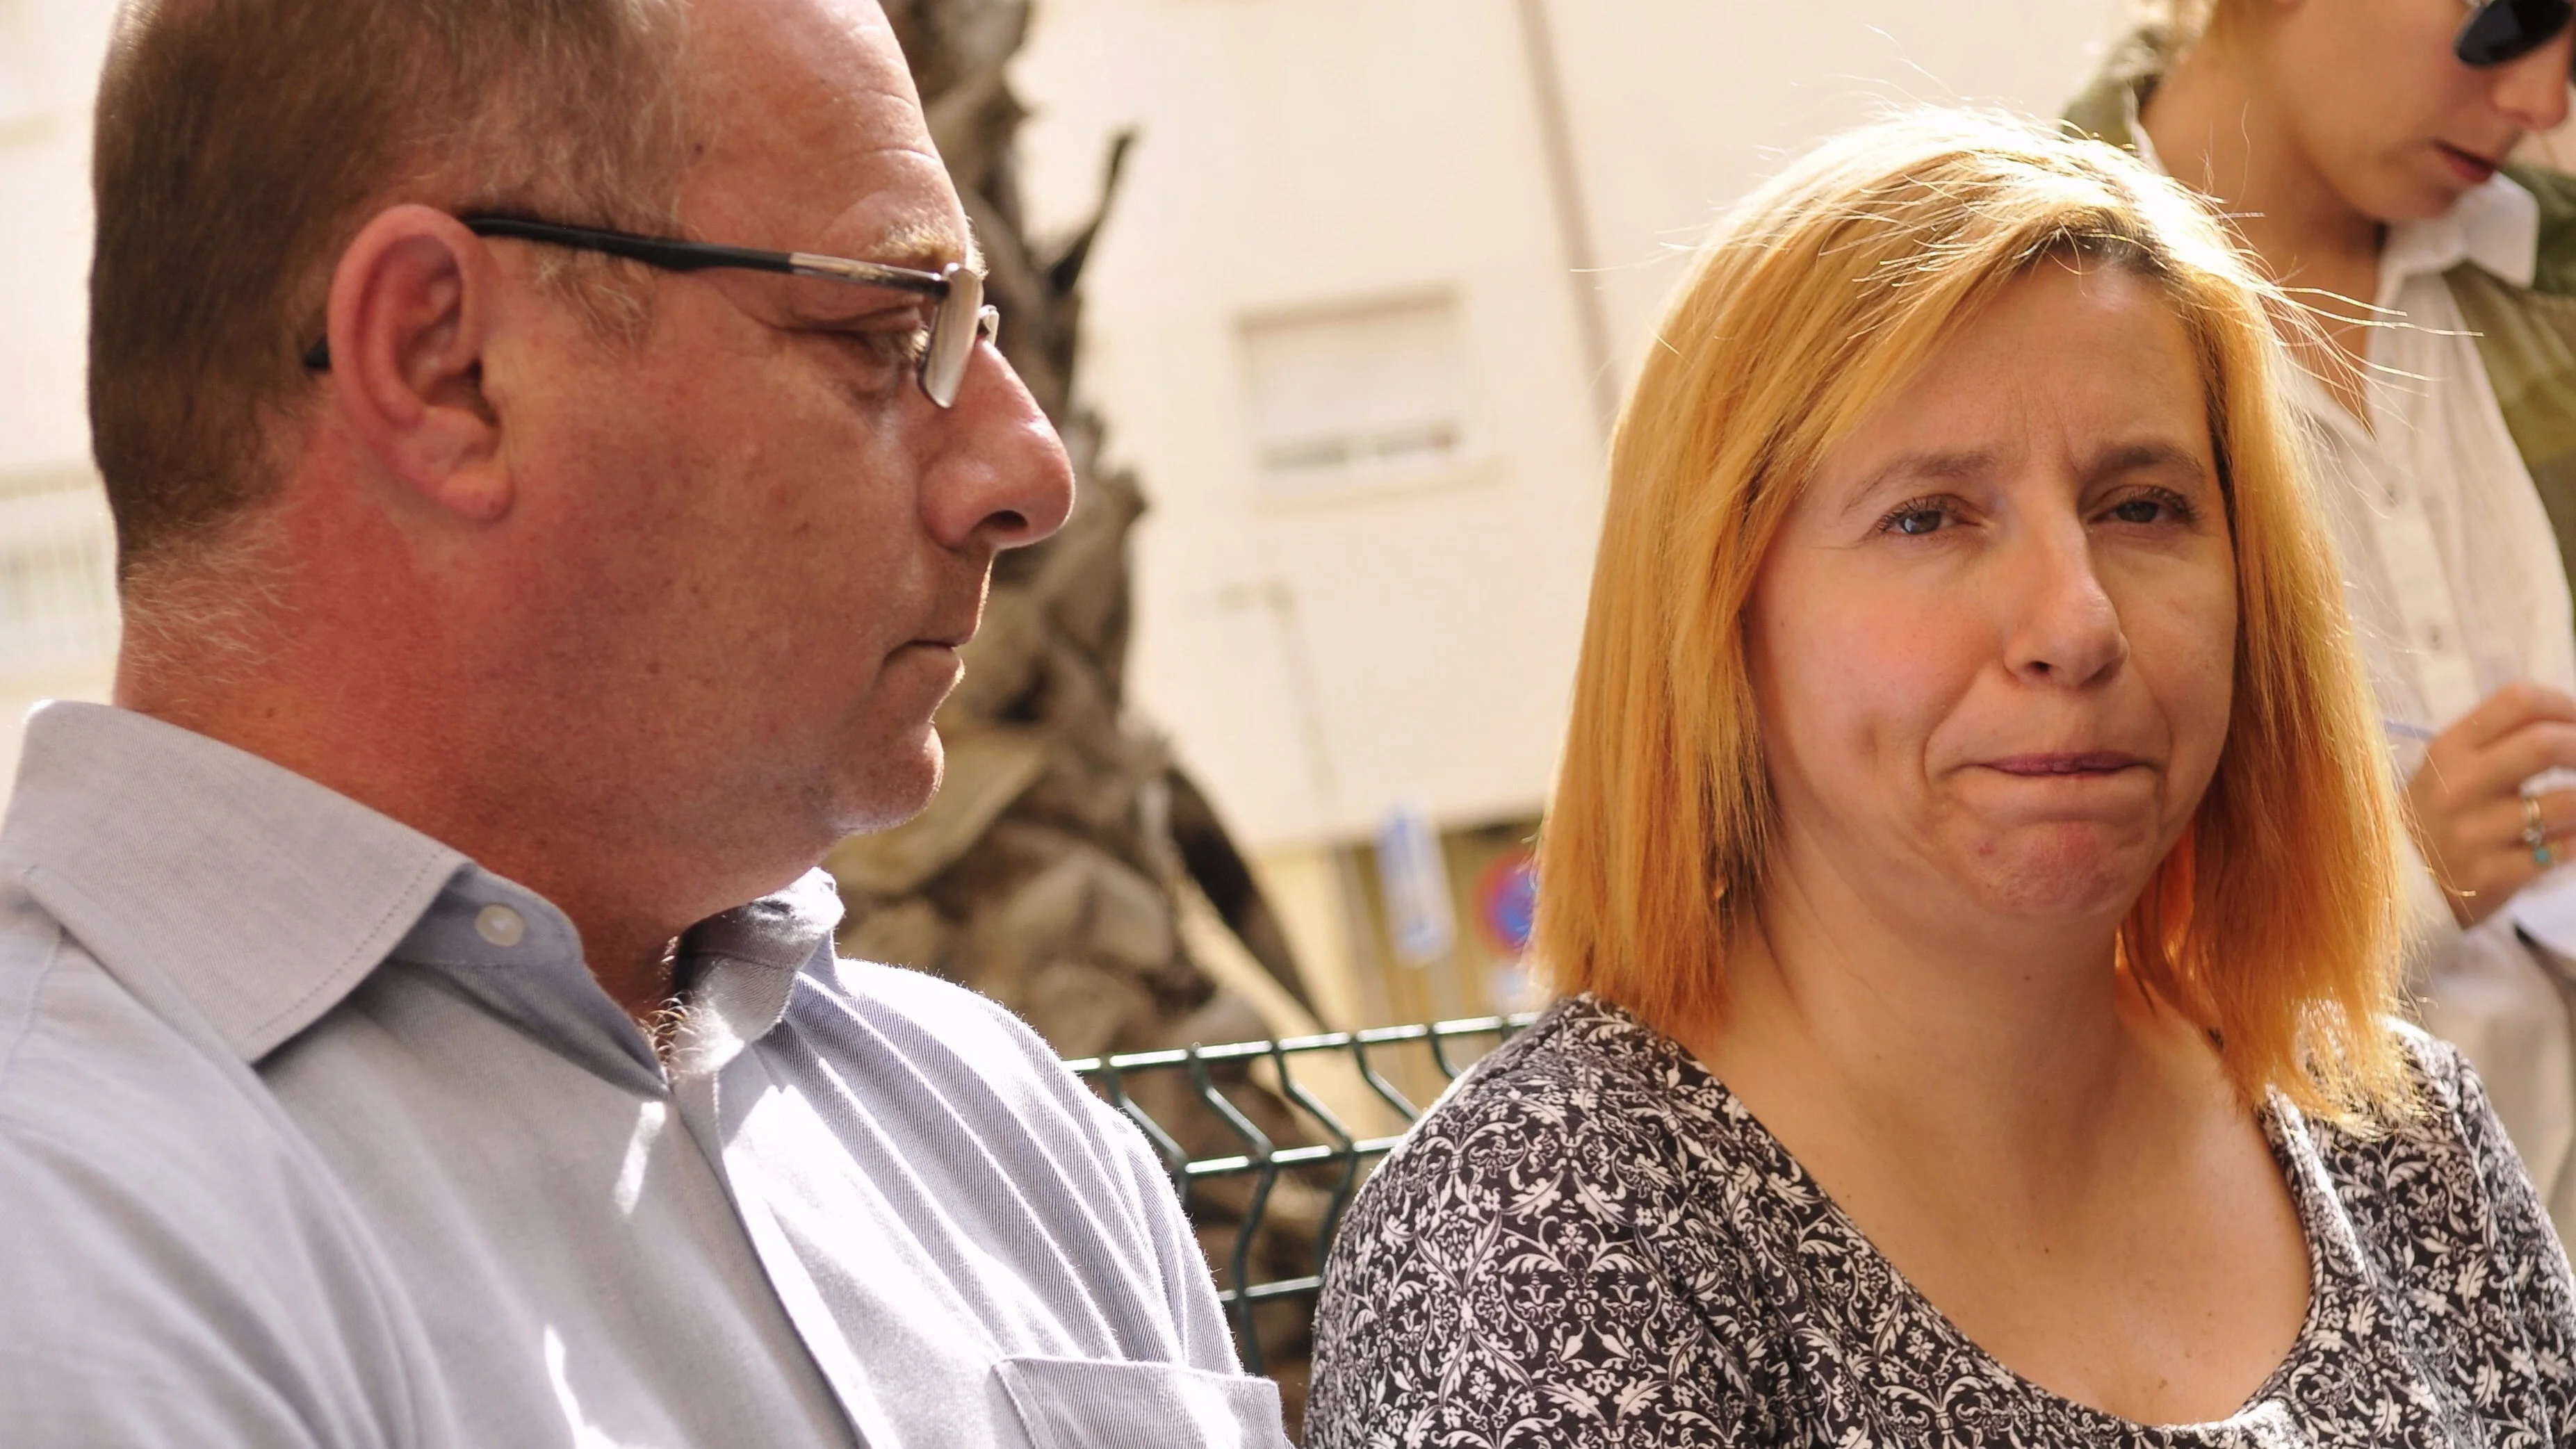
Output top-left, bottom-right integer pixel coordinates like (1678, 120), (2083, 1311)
(318, 206), (513, 523)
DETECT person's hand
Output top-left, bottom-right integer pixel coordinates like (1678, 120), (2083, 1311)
(2405, 682), (2576, 928)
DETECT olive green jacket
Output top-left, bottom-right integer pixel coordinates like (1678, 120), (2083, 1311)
(2067, 62), (2576, 581)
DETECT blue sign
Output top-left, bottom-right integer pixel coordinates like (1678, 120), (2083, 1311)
(1478, 849), (1538, 956)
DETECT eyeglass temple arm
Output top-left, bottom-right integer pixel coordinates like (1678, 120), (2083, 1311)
(458, 216), (952, 295)
(303, 216), (961, 369)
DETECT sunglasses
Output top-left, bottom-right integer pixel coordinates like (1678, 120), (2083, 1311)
(2456, 0), (2575, 67)
(302, 214), (1000, 409)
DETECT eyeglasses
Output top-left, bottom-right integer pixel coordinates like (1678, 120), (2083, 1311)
(2456, 0), (2575, 68)
(301, 214), (1000, 409)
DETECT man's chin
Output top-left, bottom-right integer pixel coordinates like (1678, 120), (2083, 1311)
(824, 728), (946, 841)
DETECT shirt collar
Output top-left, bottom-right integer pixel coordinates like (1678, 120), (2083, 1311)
(389, 862), (665, 1091)
(2123, 74), (2539, 289)
(669, 871), (845, 1079)
(0, 701), (465, 1062)
(2392, 174), (2541, 288)
(392, 864), (844, 1090)
(1, 701), (847, 1075)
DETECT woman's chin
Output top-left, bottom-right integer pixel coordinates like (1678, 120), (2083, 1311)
(1952, 829), (2163, 922)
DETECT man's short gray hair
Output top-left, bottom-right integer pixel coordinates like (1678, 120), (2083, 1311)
(89, 0), (697, 589)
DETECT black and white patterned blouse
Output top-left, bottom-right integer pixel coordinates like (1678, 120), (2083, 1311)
(1306, 994), (2576, 1448)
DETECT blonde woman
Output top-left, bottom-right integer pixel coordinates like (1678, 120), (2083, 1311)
(1305, 113), (2576, 1447)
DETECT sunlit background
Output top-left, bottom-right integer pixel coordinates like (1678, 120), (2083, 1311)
(0, 0), (2170, 1030)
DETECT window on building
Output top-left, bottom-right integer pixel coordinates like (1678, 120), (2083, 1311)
(0, 474), (119, 678)
(1239, 293), (1472, 499)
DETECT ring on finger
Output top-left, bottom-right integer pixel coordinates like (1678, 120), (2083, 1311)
(2527, 794), (2557, 866)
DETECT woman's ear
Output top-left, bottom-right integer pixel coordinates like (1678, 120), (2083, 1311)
(316, 205), (513, 524)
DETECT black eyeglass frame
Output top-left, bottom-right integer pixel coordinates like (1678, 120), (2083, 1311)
(301, 214), (1000, 409)
(2457, 0), (2576, 69)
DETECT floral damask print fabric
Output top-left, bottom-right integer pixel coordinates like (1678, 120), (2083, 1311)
(1305, 995), (2576, 1448)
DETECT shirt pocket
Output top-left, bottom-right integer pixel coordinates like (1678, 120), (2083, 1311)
(993, 1355), (1286, 1449)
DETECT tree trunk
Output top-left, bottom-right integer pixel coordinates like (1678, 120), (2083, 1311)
(830, 0), (1330, 1427)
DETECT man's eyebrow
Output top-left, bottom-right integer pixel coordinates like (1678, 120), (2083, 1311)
(831, 216), (984, 279)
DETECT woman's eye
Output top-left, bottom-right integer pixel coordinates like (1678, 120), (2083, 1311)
(2103, 491), (2194, 527)
(1887, 507), (1950, 537)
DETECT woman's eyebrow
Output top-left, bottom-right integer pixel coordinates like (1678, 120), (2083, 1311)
(2086, 440), (2212, 482)
(1839, 449), (1995, 515)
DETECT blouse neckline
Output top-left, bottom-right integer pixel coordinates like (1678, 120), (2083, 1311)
(1558, 993), (2365, 1439)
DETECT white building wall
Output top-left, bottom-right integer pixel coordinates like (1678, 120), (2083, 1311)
(1018, 0), (1614, 846)
(1565, 2), (2142, 379)
(0, 0), (120, 809)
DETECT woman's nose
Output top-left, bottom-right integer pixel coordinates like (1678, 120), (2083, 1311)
(2001, 525), (2128, 688)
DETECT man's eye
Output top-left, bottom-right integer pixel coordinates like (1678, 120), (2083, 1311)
(847, 326), (928, 367)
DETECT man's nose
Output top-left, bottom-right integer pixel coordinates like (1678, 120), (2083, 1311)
(2001, 522), (2128, 689)
(2492, 36), (2575, 135)
(926, 345), (1077, 553)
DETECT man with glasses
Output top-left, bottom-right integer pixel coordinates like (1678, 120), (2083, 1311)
(0, 0), (1285, 1445)
(2073, 0), (2576, 1243)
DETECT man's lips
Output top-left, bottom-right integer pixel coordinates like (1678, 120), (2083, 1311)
(1981, 751), (2147, 777)
(901, 617), (981, 650)
(2438, 141), (2504, 184)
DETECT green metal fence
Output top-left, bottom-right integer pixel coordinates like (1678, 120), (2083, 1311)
(1064, 1014), (1539, 1373)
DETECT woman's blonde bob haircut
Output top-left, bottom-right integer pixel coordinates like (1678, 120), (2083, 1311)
(1534, 110), (2409, 1116)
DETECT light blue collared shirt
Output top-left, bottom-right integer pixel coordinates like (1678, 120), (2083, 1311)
(0, 703), (1283, 1448)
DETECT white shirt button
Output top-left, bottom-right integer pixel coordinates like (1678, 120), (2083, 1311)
(475, 904), (527, 949)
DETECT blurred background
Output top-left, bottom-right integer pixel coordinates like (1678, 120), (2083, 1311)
(0, 0), (2160, 1045)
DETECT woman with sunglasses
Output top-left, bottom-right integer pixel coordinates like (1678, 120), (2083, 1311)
(2071, 0), (2576, 1245)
